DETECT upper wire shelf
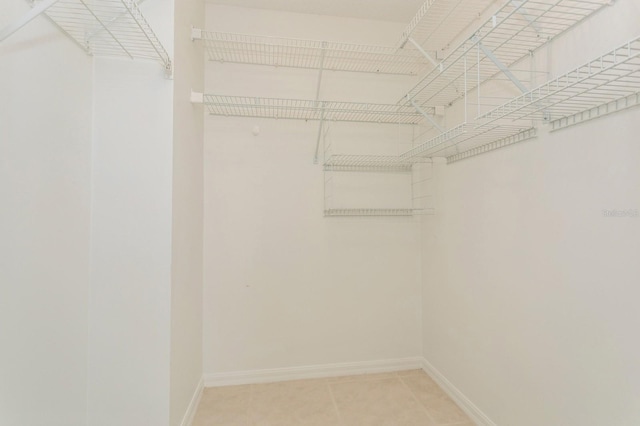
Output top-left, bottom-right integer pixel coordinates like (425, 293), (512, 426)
(477, 36), (640, 124)
(42, 0), (171, 73)
(396, 0), (498, 51)
(400, 122), (537, 159)
(204, 95), (431, 125)
(199, 30), (430, 75)
(402, 0), (609, 107)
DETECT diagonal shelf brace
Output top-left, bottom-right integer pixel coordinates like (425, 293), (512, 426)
(406, 37), (442, 71)
(0, 0), (60, 42)
(408, 96), (444, 133)
(313, 105), (326, 165)
(510, 1), (542, 33)
(313, 44), (326, 164)
(477, 40), (528, 94)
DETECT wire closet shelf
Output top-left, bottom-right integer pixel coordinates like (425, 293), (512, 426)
(401, 0), (610, 108)
(323, 155), (429, 173)
(200, 31), (430, 75)
(477, 36), (640, 126)
(41, 0), (171, 73)
(203, 95), (433, 125)
(396, 0), (497, 51)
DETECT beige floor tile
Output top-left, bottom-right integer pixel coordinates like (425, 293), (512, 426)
(251, 379), (339, 425)
(421, 394), (471, 425)
(400, 373), (446, 404)
(330, 378), (435, 426)
(192, 388), (251, 426)
(396, 369), (425, 377)
(327, 372), (399, 384)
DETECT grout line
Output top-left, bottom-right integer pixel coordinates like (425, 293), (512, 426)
(327, 381), (346, 426)
(398, 374), (439, 425)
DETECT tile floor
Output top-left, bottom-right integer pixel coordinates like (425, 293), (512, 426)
(192, 369), (475, 426)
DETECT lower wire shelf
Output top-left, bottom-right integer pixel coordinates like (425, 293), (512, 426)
(324, 208), (431, 217)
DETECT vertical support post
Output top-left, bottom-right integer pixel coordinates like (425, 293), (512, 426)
(0, 0), (61, 41)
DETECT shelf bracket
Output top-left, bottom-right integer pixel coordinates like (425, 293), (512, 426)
(477, 40), (528, 94)
(190, 91), (204, 104)
(0, 0), (61, 42)
(407, 96), (445, 133)
(406, 37), (443, 71)
(191, 27), (202, 41)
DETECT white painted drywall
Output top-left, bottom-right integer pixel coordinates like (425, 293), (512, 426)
(87, 1), (175, 424)
(170, 0), (205, 424)
(0, 3), (92, 425)
(202, 6), (423, 376)
(421, 2), (640, 425)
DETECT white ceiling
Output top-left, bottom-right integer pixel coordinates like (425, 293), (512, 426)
(205, 0), (427, 23)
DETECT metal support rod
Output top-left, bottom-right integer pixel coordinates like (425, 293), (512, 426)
(510, 0), (542, 33)
(80, 0), (133, 59)
(313, 44), (326, 163)
(408, 97), (445, 133)
(464, 54), (468, 123)
(313, 106), (325, 164)
(478, 41), (528, 94)
(314, 44), (326, 105)
(407, 37), (440, 69)
(0, 0), (60, 42)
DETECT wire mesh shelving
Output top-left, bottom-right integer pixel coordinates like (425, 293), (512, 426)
(43, 0), (171, 73)
(477, 36), (640, 126)
(401, 0), (609, 108)
(199, 31), (430, 75)
(203, 95), (431, 125)
(396, 0), (498, 51)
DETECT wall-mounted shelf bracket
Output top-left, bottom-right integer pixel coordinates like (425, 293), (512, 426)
(476, 39), (528, 94)
(191, 27), (202, 41)
(190, 91), (204, 104)
(0, 0), (60, 42)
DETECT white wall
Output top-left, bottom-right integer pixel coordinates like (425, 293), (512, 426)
(421, 1), (640, 425)
(203, 6), (423, 378)
(170, 0), (205, 424)
(0, 4), (92, 426)
(87, 1), (175, 424)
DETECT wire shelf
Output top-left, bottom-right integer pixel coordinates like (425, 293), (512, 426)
(323, 155), (427, 172)
(400, 123), (536, 159)
(43, 0), (171, 72)
(446, 127), (537, 163)
(396, 0), (498, 51)
(402, 0), (608, 107)
(324, 208), (420, 217)
(201, 31), (430, 75)
(477, 36), (640, 124)
(204, 95), (430, 124)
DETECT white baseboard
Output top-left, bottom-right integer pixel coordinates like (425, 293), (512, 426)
(421, 358), (497, 426)
(204, 357), (422, 387)
(180, 377), (204, 426)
